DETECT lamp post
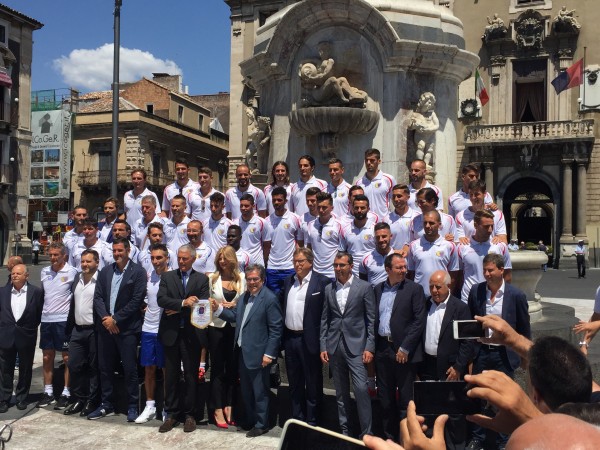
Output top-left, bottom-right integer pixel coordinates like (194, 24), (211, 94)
(110, 0), (122, 198)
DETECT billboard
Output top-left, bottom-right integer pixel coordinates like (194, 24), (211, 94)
(30, 110), (72, 199)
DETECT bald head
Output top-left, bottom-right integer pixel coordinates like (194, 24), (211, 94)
(10, 264), (28, 290)
(507, 414), (600, 450)
(7, 256), (23, 271)
(429, 270), (450, 303)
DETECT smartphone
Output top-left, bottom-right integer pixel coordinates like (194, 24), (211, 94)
(413, 381), (481, 416)
(278, 419), (365, 450)
(453, 319), (485, 340)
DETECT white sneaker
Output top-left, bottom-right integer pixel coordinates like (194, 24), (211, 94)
(134, 405), (156, 424)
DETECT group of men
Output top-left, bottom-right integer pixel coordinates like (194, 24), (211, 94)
(0, 150), (552, 447)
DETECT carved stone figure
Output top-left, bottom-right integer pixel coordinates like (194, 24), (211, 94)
(515, 10), (545, 50)
(482, 14), (508, 42)
(299, 41), (368, 107)
(553, 6), (581, 33)
(408, 92), (439, 167)
(245, 105), (271, 174)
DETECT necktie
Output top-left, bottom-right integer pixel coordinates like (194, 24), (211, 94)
(182, 271), (188, 293)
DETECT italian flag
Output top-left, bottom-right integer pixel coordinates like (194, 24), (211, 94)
(475, 69), (489, 106)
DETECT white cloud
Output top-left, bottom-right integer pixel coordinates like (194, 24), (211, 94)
(53, 43), (182, 91)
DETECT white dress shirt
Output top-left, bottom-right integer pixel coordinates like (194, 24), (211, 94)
(424, 293), (449, 356)
(11, 284), (28, 322)
(485, 281), (505, 340)
(285, 271), (312, 331)
(74, 272), (97, 326)
(335, 275), (354, 314)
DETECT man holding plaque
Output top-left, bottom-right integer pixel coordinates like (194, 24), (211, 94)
(157, 244), (210, 433)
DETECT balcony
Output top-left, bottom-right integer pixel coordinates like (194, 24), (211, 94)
(76, 169), (174, 191)
(464, 119), (595, 146)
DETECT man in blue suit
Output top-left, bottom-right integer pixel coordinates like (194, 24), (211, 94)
(89, 237), (147, 422)
(279, 247), (331, 426)
(466, 253), (531, 450)
(212, 263), (282, 438)
(320, 251), (376, 438)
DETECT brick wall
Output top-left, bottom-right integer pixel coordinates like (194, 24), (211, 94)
(121, 79), (170, 113)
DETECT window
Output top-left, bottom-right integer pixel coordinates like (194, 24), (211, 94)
(0, 19), (8, 47)
(510, 0), (552, 13)
(178, 105), (184, 124)
(152, 153), (161, 179)
(146, 104), (154, 114)
(513, 59), (547, 123)
(98, 151), (111, 172)
(198, 114), (204, 131)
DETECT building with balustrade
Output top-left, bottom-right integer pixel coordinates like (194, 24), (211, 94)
(453, 0), (598, 268)
(72, 74), (229, 219)
(0, 5), (42, 264)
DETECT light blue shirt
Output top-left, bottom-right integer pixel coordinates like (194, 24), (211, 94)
(378, 280), (398, 337)
(109, 261), (130, 315)
(237, 294), (256, 347)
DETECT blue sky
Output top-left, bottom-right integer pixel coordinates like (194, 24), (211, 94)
(12, 0), (232, 95)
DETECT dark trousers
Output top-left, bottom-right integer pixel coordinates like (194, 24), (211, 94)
(208, 324), (236, 411)
(97, 329), (139, 409)
(375, 337), (416, 440)
(330, 337), (372, 438)
(471, 347), (514, 446)
(33, 251), (39, 265)
(0, 344), (35, 404)
(239, 347), (271, 430)
(419, 354), (467, 450)
(68, 326), (100, 403)
(163, 333), (201, 419)
(283, 331), (323, 425)
(577, 255), (586, 278)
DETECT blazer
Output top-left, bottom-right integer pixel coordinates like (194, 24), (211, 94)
(374, 278), (426, 363)
(320, 276), (376, 357)
(467, 281), (531, 371)
(209, 273), (246, 328)
(0, 282), (44, 350)
(279, 270), (332, 354)
(157, 268), (210, 347)
(93, 260), (147, 336)
(422, 294), (473, 378)
(218, 286), (283, 371)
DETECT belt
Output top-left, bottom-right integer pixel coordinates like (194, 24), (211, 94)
(378, 335), (394, 343)
(286, 328), (304, 336)
(75, 324), (94, 330)
(481, 344), (502, 351)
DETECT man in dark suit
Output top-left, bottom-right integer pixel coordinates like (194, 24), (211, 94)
(0, 264), (44, 412)
(89, 237), (147, 422)
(279, 247), (330, 426)
(157, 243), (210, 433)
(212, 263), (283, 438)
(320, 251), (375, 438)
(374, 253), (426, 440)
(466, 253), (531, 450)
(419, 270), (473, 449)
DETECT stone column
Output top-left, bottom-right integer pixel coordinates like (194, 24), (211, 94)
(484, 162), (494, 198)
(560, 158), (573, 240)
(575, 161), (587, 237)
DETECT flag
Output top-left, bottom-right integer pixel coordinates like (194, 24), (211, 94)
(475, 69), (489, 106)
(551, 58), (584, 94)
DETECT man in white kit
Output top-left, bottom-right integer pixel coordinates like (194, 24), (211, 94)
(132, 195), (167, 251)
(355, 149), (396, 218)
(235, 193), (268, 266)
(203, 192), (233, 256)
(98, 197), (119, 243)
(306, 192), (344, 281)
(226, 225), (251, 273)
(340, 194), (376, 277)
(136, 222), (176, 275)
(387, 184), (419, 254)
(188, 167), (223, 223)
(407, 159), (443, 211)
(326, 158), (352, 218)
(264, 186), (302, 295)
(359, 222), (395, 286)
(187, 220), (215, 274)
(124, 168), (160, 229)
(225, 164), (267, 221)
(290, 155), (327, 217)
(447, 164), (493, 218)
(69, 219), (110, 271)
(161, 159), (198, 217)
(163, 195), (191, 255)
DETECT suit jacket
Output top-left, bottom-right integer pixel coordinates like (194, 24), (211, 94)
(374, 278), (426, 363)
(219, 286), (283, 370)
(320, 276), (376, 357)
(423, 294), (472, 378)
(467, 282), (531, 371)
(0, 282), (44, 350)
(157, 268), (210, 347)
(93, 260), (147, 335)
(279, 270), (332, 354)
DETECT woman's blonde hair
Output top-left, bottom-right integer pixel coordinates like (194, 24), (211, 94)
(210, 245), (241, 286)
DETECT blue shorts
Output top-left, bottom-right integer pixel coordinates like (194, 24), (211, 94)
(140, 331), (165, 368)
(40, 321), (69, 351)
(266, 268), (296, 295)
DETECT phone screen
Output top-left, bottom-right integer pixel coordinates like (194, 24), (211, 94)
(455, 320), (485, 339)
(413, 381), (481, 416)
(279, 420), (365, 450)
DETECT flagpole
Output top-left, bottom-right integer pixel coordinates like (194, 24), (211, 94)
(583, 47), (587, 113)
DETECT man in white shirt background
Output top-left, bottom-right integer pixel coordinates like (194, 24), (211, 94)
(225, 164), (267, 221)
(188, 167), (223, 223)
(327, 158), (352, 218)
(355, 148), (396, 218)
(161, 159), (198, 218)
(407, 159), (443, 212)
(290, 155), (327, 217)
(123, 168), (161, 229)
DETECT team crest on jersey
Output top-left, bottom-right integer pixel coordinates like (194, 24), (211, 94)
(180, 228), (186, 234)
(284, 223), (290, 229)
(338, 192), (345, 197)
(250, 227), (256, 233)
(217, 229), (224, 235)
(61, 276), (68, 282)
(326, 230), (332, 237)
(375, 182), (381, 188)
(364, 234), (372, 241)
(435, 251), (442, 257)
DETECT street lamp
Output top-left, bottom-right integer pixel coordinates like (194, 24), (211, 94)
(111, 0), (122, 198)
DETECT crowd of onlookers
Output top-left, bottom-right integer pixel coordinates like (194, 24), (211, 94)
(1, 150), (599, 450)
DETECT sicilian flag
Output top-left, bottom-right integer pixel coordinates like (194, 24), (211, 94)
(552, 58), (584, 94)
(475, 69), (489, 106)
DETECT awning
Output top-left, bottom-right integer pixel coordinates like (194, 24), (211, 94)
(0, 71), (12, 88)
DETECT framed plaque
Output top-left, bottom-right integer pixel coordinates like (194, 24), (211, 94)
(191, 299), (212, 329)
